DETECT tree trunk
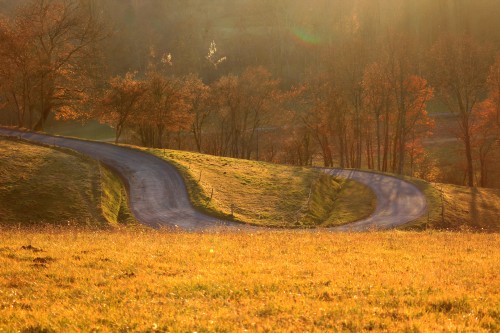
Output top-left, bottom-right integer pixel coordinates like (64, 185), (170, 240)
(463, 130), (474, 187)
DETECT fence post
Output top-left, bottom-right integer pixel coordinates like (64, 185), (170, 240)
(206, 188), (214, 207)
(440, 185), (445, 224)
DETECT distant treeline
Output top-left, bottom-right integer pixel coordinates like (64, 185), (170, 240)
(0, 0), (499, 188)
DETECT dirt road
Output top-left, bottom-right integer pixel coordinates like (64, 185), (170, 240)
(0, 128), (427, 231)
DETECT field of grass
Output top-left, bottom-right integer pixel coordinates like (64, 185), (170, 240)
(0, 230), (498, 332)
(146, 148), (376, 228)
(0, 139), (132, 227)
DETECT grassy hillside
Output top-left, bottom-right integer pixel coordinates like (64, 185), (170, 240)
(146, 148), (376, 228)
(389, 175), (500, 232)
(436, 184), (500, 231)
(0, 139), (133, 227)
(0, 230), (497, 332)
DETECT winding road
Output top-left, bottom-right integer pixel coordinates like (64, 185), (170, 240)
(0, 128), (427, 231)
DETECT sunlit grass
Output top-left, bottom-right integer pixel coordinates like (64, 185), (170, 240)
(0, 230), (497, 332)
(403, 178), (500, 232)
(0, 139), (132, 227)
(437, 184), (500, 231)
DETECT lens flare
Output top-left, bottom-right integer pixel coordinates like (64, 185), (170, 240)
(290, 27), (322, 46)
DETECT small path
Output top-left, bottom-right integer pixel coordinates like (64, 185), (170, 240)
(0, 128), (427, 231)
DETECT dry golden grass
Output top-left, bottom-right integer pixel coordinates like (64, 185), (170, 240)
(0, 230), (498, 332)
(146, 148), (376, 228)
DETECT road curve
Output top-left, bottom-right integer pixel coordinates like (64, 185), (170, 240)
(0, 128), (427, 231)
(325, 169), (427, 231)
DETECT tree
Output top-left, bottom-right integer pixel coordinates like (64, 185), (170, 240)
(299, 77), (339, 167)
(99, 72), (146, 143)
(209, 67), (282, 159)
(472, 99), (499, 187)
(384, 31), (418, 174)
(0, 0), (107, 130)
(472, 55), (500, 187)
(430, 34), (491, 186)
(133, 72), (193, 149)
(486, 54), (500, 125)
(361, 33), (434, 175)
(0, 15), (38, 128)
(402, 75), (435, 176)
(186, 74), (211, 152)
(362, 62), (392, 171)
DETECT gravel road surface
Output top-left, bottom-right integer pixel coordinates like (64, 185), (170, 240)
(0, 128), (427, 231)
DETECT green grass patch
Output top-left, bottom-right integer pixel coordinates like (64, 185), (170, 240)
(0, 230), (497, 331)
(146, 148), (376, 228)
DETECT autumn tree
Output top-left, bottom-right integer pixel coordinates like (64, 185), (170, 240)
(486, 55), (500, 124)
(362, 62), (393, 171)
(472, 100), (499, 187)
(132, 72), (194, 148)
(471, 55), (500, 187)
(358, 32), (434, 176)
(401, 76), (435, 176)
(298, 78), (339, 167)
(99, 72), (146, 143)
(0, 0), (107, 130)
(186, 74), (211, 152)
(430, 34), (491, 186)
(331, 35), (370, 169)
(384, 32), (417, 174)
(208, 67), (283, 159)
(0, 16), (37, 128)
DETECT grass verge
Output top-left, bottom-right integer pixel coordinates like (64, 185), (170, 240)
(0, 139), (134, 227)
(146, 148), (376, 228)
(344, 168), (500, 232)
(397, 176), (499, 232)
(100, 165), (136, 227)
(430, 184), (500, 232)
(0, 230), (497, 332)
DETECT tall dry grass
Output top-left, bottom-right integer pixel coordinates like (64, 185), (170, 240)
(0, 230), (498, 332)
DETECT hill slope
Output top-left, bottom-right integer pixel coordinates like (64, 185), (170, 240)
(0, 139), (132, 227)
(146, 148), (376, 228)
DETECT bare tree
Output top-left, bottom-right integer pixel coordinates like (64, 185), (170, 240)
(431, 34), (491, 186)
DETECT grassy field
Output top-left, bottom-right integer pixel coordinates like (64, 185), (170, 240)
(145, 148), (376, 228)
(0, 230), (498, 332)
(0, 139), (132, 227)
